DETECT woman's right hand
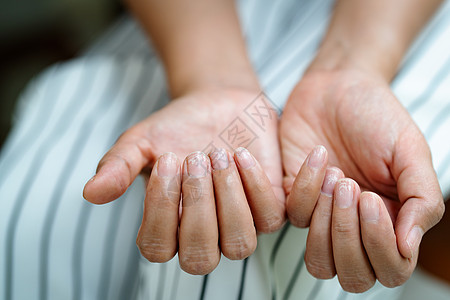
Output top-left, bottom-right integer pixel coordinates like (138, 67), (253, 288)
(83, 87), (285, 275)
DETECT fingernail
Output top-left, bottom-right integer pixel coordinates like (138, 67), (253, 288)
(210, 148), (229, 170)
(406, 226), (424, 258)
(360, 193), (379, 222)
(157, 152), (178, 177)
(235, 147), (255, 169)
(321, 168), (340, 196)
(307, 145), (327, 168)
(86, 174), (96, 184)
(335, 179), (353, 208)
(186, 151), (210, 178)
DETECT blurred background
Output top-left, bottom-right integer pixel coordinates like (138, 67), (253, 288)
(0, 0), (449, 298)
(0, 0), (123, 147)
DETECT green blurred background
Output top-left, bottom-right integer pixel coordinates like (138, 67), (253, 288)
(0, 0), (123, 148)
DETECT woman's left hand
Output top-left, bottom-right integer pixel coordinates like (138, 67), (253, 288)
(280, 69), (444, 292)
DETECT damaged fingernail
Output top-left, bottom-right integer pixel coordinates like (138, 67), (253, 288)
(360, 193), (379, 222)
(186, 151), (210, 177)
(335, 179), (353, 208)
(210, 148), (230, 170)
(157, 152), (178, 177)
(406, 226), (423, 258)
(235, 147), (255, 169)
(321, 168), (341, 196)
(307, 145), (327, 169)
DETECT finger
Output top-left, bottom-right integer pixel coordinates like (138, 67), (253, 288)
(286, 145), (328, 227)
(360, 192), (415, 287)
(391, 135), (445, 259)
(234, 147), (285, 233)
(136, 152), (181, 263)
(305, 167), (344, 279)
(83, 127), (155, 204)
(246, 93), (285, 205)
(209, 148), (257, 260)
(179, 152), (220, 275)
(332, 179), (375, 293)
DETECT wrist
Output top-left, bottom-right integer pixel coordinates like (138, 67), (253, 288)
(128, 0), (261, 98)
(305, 0), (424, 83)
(167, 62), (260, 98)
(305, 36), (402, 83)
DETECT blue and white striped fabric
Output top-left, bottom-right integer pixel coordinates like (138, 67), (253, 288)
(1, 0), (450, 299)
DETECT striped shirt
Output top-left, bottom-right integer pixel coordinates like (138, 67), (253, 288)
(1, 0), (450, 299)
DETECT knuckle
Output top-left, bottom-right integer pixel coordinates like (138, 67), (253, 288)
(287, 209), (310, 228)
(379, 267), (413, 288)
(301, 184), (319, 200)
(136, 235), (175, 263)
(333, 220), (355, 236)
(106, 154), (133, 191)
(179, 246), (219, 275)
(435, 199), (445, 223)
(339, 275), (375, 293)
(295, 170), (314, 190)
(149, 185), (180, 209)
(255, 178), (273, 195)
(221, 233), (257, 260)
(361, 232), (389, 250)
(290, 177), (318, 203)
(256, 213), (286, 233)
(97, 155), (130, 193)
(315, 204), (332, 219)
(134, 137), (153, 157)
(114, 153), (134, 175)
(181, 178), (211, 207)
(419, 197), (445, 230)
(305, 256), (335, 279)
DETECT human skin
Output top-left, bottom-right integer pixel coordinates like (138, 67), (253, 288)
(83, 0), (285, 275)
(281, 0), (445, 292)
(84, 0), (446, 291)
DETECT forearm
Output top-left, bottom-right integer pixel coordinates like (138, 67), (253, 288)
(307, 0), (443, 81)
(126, 0), (259, 97)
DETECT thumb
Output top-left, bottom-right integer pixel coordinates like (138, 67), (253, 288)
(392, 136), (445, 259)
(83, 126), (156, 204)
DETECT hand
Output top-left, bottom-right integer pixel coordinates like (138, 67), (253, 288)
(280, 70), (445, 292)
(83, 88), (285, 274)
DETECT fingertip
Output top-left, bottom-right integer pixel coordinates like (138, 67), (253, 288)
(403, 225), (424, 259)
(82, 167), (128, 204)
(341, 178), (361, 194)
(156, 152), (180, 177)
(395, 195), (443, 259)
(286, 147), (329, 228)
(359, 192), (381, 223)
(306, 145), (328, 169)
(256, 215), (286, 234)
(82, 175), (95, 202)
(360, 191), (378, 198)
(184, 151), (211, 177)
(82, 175), (110, 205)
(328, 167), (345, 178)
(234, 147), (256, 170)
(321, 167), (344, 196)
(334, 178), (360, 209)
(209, 148), (230, 171)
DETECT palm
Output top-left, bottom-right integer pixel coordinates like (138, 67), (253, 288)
(132, 88), (283, 195)
(280, 70), (427, 217)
